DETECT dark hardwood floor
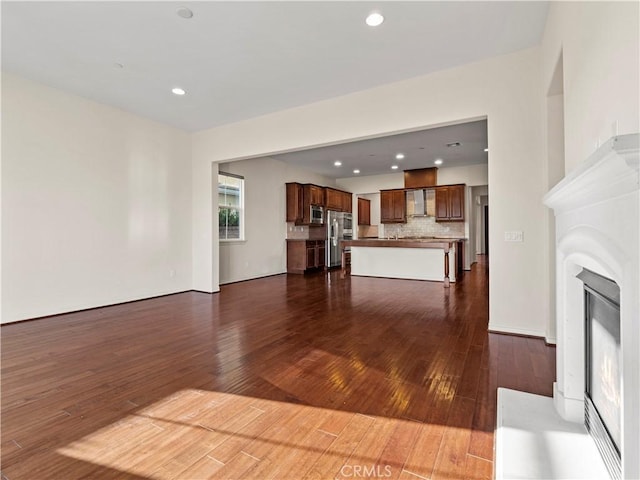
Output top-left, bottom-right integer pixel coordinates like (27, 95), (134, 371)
(1, 257), (555, 479)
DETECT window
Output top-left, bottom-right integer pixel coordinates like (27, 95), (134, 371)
(218, 172), (244, 241)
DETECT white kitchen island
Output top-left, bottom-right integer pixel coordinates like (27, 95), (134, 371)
(341, 238), (463, 286)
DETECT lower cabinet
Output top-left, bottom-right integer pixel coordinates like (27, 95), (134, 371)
(287, 240), (325, 274)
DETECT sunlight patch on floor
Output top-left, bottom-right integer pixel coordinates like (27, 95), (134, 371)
(56, 388), (442, 479)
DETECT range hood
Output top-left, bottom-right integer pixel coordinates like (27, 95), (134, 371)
(408, 189), (435, 217)
(404, 167), (437, 217)
(410, 189), (427, 216)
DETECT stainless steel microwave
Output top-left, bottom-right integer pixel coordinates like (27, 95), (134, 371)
(310, 205), (324, 224)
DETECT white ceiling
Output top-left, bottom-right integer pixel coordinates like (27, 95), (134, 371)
(2, 1), (549, 133)
(270, 119), (488, 179)
(2, 2), (546, 179)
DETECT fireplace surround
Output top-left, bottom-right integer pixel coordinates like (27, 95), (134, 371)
(544, 134), (639, 479)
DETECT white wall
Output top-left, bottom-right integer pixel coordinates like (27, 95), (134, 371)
(217, 156), (333, 284)
(336, 173), (402, 193)
(542, 1), (639, 173)
(437, 164), (488, 186)
(541, 0), (639, 345)
(192, 47), (548, 337)
(542, 2), (639, 341)
(1, 73), (192, 323)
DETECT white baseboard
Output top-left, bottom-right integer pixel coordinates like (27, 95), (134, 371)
(219, 270), (287, 286)
(488, 322), (546, 338)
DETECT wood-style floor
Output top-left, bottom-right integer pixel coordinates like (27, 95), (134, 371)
(1, 257), (555, 480)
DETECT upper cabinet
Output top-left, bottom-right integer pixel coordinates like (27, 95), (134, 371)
(286, 182), (325, 225)
(404, 167), (438, 189)
(308, 185), (325, 206)
(325, 187), (352, 213)
(286, 183), (304, 224)
(325, 188), (342, 211)
(434, 184), (465, 222)
(380, 189), (406, 223)
(358, 198), (371, 225)
(341, 190), (352, 213)
(286, 183), (352, 224)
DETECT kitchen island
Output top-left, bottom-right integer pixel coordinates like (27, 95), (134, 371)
(341, 238), (463, 287)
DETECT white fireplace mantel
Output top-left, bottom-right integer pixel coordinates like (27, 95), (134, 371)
(544, 134), (639, 214)
(543, 133), (639, 479)
(496, 134), (639, 480)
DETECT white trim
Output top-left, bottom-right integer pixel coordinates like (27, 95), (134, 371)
(553, 382), (584, 423)
(219, 270), (286, 286)
(543, 134), (639, 215)
(219, 239), (247, 245)
(488, 323), (546, 338)
(218, 172), (245, 242)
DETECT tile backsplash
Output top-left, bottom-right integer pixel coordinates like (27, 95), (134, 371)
(286, 223), (326, 240)
(382, 189), (465, 238)
(383, 216), (465, 238)
(358, 225), (379, 238)
(387, 216), (466, 238)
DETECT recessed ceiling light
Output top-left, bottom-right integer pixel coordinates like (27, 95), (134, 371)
(365, 12), (384, 27)
(395, 153), (405, 160)
(172, 87), (186, 96)
(484, 148), (489, 152)
(353, 169), (360, 174)
(446, 142), (461, 147)
(434, 159), (443, 166)
(176, 7), (193, 19)
(334, 160), (342, 167)
(391, 165), (399, 170)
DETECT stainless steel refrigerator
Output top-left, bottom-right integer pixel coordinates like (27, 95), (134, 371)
(326, 211), (353, 268)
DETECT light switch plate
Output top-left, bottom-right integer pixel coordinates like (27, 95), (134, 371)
(504, 231), (524, 242)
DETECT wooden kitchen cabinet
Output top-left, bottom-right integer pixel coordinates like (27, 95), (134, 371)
(307, 185), (325, 206)
(358, 198), (371, 225)
(325, 188), (352, 212)
(380, 189), (406, 223)
(341, 191), (352, 213)
(404, 167), (438, 189)
(325, 188), (343, 211)
(286, 183), (304, 223)
(435, 184), (465, 222)
(286, 183), (326, 225)
(287, 240), (325, 274)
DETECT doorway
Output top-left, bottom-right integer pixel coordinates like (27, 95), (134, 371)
(484, 205), (489, 256)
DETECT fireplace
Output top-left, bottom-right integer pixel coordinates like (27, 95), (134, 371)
(542, 133), (639, 479)
(496, 135), (638, 479)
(578, 268), (621, 480)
